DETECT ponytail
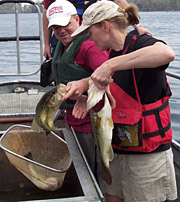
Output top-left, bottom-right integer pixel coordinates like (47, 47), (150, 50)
(122, 4), (139, 26)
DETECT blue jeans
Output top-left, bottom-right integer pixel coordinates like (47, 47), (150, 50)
(50, 34), (58, 57)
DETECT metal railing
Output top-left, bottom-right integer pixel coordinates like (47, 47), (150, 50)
(166, 71), (180, 80)
(0, 0), (180, 82)
(0, 0), (43, 77)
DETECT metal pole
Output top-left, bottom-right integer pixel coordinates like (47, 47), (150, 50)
(35, 3), (43, 63)
(15, 3), (21, 74)
(71, 126), (104, 201)
(166, 71), (180, 80)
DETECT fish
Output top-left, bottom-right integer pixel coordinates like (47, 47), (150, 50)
(87, 79), (116, 185)
(28, 163), (62, 191)
(32, 83), (67, 134)
(23, 152), (61, 191)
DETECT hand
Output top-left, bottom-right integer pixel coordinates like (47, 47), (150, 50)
(137, 26), (152, 36)
(72, 96), (89, 119)
(91, 61), (113, 90)
(43, 44), (52, 60)
(62, 79), (89, 101)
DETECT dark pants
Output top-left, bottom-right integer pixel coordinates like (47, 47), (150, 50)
(50, 34), (58, 57)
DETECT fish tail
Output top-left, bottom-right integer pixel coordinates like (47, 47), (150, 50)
(28, 163), (60, 191)
(31, 117), (44, 133)
(101, 161), (112, 185)
(108, 146), (114, 162)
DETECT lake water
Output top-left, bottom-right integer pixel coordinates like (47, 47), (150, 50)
(0, 11), (180, 141)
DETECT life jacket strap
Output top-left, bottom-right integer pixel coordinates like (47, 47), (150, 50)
(142, 101), (169, 116)
(142, 101), (170, 139)
(143, 123), (171, 139)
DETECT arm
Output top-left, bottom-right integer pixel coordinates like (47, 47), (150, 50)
(135, 24), (152, 36)
(91, 42), (175, 89)
(62, 41), (108, 100)
(113, 0), (152, 36)
(43, 8), (52, 59)
(113, 0), (129, 8)
(62, 78), (90, 120)
(62, 77), (90, 101)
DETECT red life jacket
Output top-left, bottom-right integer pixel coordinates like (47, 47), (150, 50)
(110, 36), (172, 153)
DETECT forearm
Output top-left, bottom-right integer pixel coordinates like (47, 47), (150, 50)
(81, 77), (91, 91)
(43, 9), (51, 46)
(113, 0), (151, 35)
(113, 0), (129, 8)
(62, 77), (91, 101)
(90, 43), (174, 89)
(109, 43), (175, 72)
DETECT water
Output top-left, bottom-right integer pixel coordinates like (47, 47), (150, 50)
(0, 13), (42, 81)
(0, 12), (180, 141)
(139, 12), (180, 141)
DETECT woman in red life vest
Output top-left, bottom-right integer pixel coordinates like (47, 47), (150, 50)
(71, 1), (177, 202)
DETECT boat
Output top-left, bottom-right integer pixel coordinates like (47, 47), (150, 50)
(0, 0), (179, 201)
(0, 0), (103, 201)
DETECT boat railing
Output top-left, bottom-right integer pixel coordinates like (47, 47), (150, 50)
(166, 71), (180, 80)
(0, 0), (43, 77)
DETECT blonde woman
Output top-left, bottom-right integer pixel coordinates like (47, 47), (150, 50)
(69, 1), (177, 202)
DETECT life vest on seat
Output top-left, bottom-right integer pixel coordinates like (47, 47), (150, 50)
(110, 35), (172, 153)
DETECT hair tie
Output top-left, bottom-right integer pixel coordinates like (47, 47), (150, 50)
(122, 9), (125, 13)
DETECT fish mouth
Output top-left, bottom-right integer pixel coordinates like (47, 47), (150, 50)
(57, 83), (66, 96)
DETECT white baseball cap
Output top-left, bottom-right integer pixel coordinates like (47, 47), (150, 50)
(47, 0), (77, 28)
(72, 1), (123, 37)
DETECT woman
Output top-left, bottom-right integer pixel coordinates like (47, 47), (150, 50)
(70, 1), (177, 202)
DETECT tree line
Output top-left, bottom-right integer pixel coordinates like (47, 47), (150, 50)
(130, 0), (180, 11)
(1, 0), (180, 13)
(0, 2), (43, 13)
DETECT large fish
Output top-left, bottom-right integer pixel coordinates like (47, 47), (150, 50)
(28, 163), (61, 191)
(23, 152), (61, 191)
(32, 83), (66, 134)
(87, 79), (115, 185)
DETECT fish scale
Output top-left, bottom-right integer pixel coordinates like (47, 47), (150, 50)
(32, 83), (67, 134)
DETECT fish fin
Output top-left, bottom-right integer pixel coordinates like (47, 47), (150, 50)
(106, 85), (116, 109)
(87, 80), (105, 110)
(45, 131), (50, 136)
(53, 108), (62, 123)
(108, 146), (114, 162)
(101, 160), (112, 185)
(31, 118), (44, 133)
(28, 163), (61, 191)
(24, 152), (33, 160)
